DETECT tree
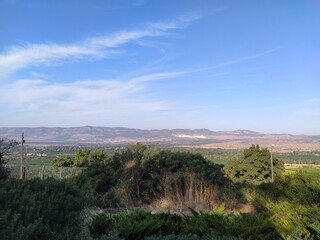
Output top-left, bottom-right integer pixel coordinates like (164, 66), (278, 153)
(73, 148), (110, 167)
(74, 154), (122, 194)
(50, 156), (73, 167)
(73, 148), (92, 167)
(0, 138), (18, 180)
(224, 144), (284, 184)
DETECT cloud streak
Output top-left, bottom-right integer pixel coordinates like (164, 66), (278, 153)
(190, 49), (278, 73)
(0, 13), (201, 80)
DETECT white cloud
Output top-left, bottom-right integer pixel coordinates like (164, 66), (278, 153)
(0, 72), (180, 126)
(0, 13), (202, 80)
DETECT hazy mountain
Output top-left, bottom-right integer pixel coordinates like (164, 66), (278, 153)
(0, 126), (224, 143)
(0, 126), (319, 151)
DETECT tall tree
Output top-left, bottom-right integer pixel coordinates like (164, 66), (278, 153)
(224, 144), (284, 184)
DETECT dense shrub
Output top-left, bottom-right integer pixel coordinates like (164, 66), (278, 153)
(0, 178), (85, 240)
(74, 155), (122, 194)
(0, 138), (18, 180)
(256, 172), (320, 238)
(282, 172), (320, 205)
(89, 209), (278, 240)
(141, 150), (228, 204)
(75, 145), (230, 209)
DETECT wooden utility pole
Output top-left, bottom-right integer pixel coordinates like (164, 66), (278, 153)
(270, 144), (275, 182)
(20, 132), (25, 179)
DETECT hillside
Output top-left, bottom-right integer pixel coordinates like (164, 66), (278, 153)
(1, 126), (319, 152)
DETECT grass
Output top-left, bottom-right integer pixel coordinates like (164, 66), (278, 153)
(285, 167), (320, 176)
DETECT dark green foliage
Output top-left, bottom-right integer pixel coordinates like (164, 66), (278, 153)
(90, 210), (183, 240)
(182, 210), (276, 239)
(225, 144), (284, 184)
(74, 154), (122, 194)
(51, 155), (74, 167)
(89, 209), (278, 240)
(255, 173), (320, 238)
(142, 150), (228, 200)
(73, 148), (110, 167)
(260, 171), (320, 205)
(70, 145), (236, 209)
(99, 230), (125, 240)
(71, 147), (122, 206)
(0, 178), (85, 240)
(0, 138), (18, 180)
(145, 234), (198, 240)
(0, 157), (10, 180)
(145, 233), (245, 240)
(283, 172), (320, 205)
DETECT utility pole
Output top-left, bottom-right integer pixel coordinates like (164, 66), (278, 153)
(270, 144), (275, 182)
(20, 132), (25, 179)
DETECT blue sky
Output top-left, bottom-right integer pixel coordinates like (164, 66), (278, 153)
(0, 0), (319, 134)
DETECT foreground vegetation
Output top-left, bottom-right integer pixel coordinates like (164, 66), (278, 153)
(0, 178), (84, 239)
(1, 139), (319, 239)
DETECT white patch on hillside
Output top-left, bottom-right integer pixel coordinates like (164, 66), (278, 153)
(173, 134), (207, 139)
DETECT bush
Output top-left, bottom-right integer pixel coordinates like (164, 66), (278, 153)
(74, 155), (122, 194)
(89, 209), (279, 240)
(0, 178), (85, 240)
(255, 172), (320, 238)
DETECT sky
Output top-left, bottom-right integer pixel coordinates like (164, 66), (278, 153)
(0, 0), (319, 135)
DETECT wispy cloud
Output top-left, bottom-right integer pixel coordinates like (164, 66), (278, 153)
(191, 49), (278, 73)
(0, 71), (180, 126)
(0, 14), (202, 80)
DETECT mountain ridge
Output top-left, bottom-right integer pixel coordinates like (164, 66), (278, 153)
(0, 126), (315, 143)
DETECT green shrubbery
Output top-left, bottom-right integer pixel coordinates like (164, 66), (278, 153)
(0, 178), (85, 239)
(71, 145), (230, 209)
(89, 209), (276, 240)
(255, 172), (320, 238)
(1, 143), (320, 239)
(0, 138), (18, 180)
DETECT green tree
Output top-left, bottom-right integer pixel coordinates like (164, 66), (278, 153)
(224, 144), (284, 184)
(74, 154), (122, 193)
(0, 138), (18, 180)
(50, 155), (73, 167)
(73, 148), (91, 167)
(73, 148), (110, 167)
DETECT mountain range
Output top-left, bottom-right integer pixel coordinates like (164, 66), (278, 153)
(0, 126), (319, 152)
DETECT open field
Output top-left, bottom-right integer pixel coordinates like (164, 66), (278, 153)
(195, 136), (320, 152)
(4, 144), (320, 168)
(285, 167), (320, 175)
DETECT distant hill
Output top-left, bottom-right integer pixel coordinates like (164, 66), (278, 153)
(0, 126), (239, 143)
(0, 126), (319, 152)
